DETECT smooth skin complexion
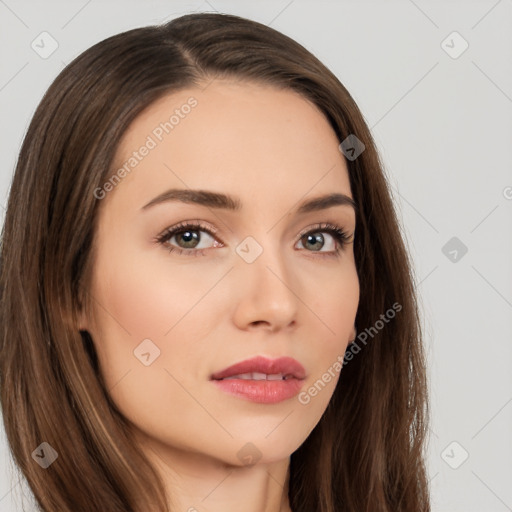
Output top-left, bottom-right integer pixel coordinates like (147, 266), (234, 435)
(79, 80), (359, 512)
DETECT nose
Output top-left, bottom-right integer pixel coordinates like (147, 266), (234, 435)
(231, 245), (299, 333)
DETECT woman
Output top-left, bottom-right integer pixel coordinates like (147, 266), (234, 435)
(0, 12), (430, 512)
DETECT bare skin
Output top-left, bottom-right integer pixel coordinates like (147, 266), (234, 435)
(81, 79), (359, 512)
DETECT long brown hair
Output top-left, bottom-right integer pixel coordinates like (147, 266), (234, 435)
(0, 12), (430, 512)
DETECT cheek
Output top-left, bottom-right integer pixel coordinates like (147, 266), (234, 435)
(298, 263), (359, 402)
(308, 259), (359, 341)
(94, 247), (227, 340)
(87, 250), (229, 441)
(88, 246), (229, 389)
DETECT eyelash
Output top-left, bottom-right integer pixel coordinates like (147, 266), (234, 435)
(155, 221), (352, 259)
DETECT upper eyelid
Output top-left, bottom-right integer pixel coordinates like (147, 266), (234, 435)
(158, 221), (217, 239)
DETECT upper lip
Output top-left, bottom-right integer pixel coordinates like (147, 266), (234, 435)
(210, 356), (306, 380)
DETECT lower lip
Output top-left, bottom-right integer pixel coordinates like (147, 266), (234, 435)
(211, 378), (304, 403)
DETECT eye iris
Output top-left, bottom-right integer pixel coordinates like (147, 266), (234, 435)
(177, 230), (199, 248)
(304, 233), (324, 251)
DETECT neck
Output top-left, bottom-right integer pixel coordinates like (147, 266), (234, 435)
(136, 432), (293, 512)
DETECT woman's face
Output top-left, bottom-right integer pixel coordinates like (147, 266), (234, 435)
(82, 80), (359, 467)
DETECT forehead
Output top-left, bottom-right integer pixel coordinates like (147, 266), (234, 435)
(107, 79), (352, 214)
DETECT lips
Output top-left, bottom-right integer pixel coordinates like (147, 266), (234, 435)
(210, 355), (307, 404)
(210, 355), (306, 381)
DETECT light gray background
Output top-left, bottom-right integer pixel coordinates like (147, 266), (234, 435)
(1, 1), (511, 511)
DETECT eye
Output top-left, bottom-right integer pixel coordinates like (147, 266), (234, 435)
(155, 221), (222, 257)
(155, 221), (353, 258)
(295, 223), (352, 258)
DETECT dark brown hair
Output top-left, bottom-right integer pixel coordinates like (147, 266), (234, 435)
(0, 12), (430, 512)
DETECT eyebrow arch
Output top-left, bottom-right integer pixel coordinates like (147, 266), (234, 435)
(141, 188), (357, 214)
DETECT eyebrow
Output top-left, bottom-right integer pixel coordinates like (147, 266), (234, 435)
(141, 188), (357, 215)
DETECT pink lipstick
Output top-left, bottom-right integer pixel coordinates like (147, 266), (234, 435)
(210, 355), (306, 404)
